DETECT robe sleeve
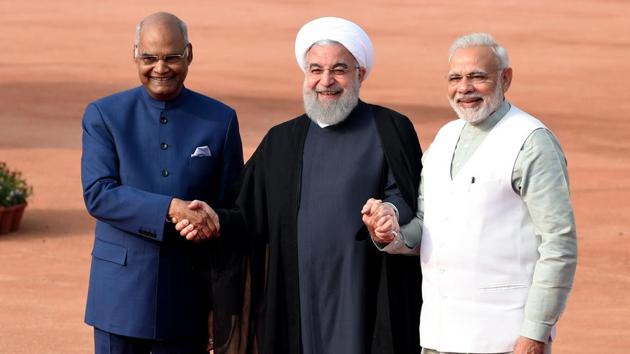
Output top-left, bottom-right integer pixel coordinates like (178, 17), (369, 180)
(372, 105), (423, 354)
(216, 133), (269, 244)
(211, 132), (275, 354)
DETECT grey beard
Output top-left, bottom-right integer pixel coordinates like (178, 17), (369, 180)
(303, 85), (359, 126)
(449, 80), (504, 124)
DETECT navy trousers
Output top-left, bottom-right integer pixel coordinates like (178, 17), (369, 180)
(94, 328), (207, 354)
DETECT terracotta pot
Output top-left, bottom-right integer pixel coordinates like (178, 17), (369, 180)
(0, 203), (27, 234)
(10, 203), (27, 232)
(0, 207), (11, 234)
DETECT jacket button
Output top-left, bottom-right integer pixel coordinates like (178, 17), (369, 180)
(160, 116), (168, 124)
(161, 169), (170, 177)
(160, 142), (168, 150)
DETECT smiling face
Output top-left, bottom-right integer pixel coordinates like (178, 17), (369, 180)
(447, 46), (512, 124)
(135, 18), (192, 101)
(302, 43), (366, 125)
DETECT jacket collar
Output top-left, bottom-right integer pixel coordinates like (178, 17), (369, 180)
(140, 86), (190, 110)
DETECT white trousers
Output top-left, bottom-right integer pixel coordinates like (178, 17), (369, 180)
(421, 344), (552, 354)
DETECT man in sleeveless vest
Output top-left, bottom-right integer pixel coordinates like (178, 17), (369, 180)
(175, 17), (423, 354)
(362, 33), (577, 354)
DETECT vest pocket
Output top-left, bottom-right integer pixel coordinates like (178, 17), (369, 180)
(478, 282), (528, 292)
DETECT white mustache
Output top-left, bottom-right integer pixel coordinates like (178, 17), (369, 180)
(456, 95), (483, 103)
(315, 87), (342, 94)
(315, 90), (341, 94)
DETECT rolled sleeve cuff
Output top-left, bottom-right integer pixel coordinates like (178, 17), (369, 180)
(373, 232), (403, 251)
(373, 231), (417, 255)
(520, 319), (554, 343)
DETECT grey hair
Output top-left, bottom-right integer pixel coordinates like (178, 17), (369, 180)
(134, 14), (189, 57)
(448, 32), (510, 69)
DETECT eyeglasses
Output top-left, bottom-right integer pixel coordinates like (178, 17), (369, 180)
(306, 64), (360, 78)
(447, 69), (502, 86)
(136, 45), (189, 66)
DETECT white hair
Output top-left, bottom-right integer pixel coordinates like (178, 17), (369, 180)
(134, 14), (189, 57)
(448, 32), (509, 69)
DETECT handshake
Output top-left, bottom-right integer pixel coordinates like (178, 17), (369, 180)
(361, 198), (400, 244)
(168, 198), (220, 241)
(168, 197), (401, 243)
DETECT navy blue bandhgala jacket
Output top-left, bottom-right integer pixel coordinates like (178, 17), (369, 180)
(81, 86), (243, 339)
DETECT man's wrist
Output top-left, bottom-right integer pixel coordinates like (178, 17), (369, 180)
(520, 319), (553, 343)
(167, 197), (184, 222)
(382, 202), (399, 221)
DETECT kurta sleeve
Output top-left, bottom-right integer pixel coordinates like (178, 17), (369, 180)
(513, 129), (577, 342)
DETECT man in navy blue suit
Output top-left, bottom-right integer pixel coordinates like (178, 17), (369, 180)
(81, 12), (243, 354)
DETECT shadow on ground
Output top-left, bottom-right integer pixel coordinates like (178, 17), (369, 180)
(1, 209), (94, 241)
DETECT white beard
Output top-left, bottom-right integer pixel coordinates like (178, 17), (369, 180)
(303, 78), (360, 126)
(449, 80), (504, 124)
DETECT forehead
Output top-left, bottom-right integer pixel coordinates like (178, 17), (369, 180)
(138, 22), (186, 52)
(448, 46), (499, 73)
(305, 43), (356, 66)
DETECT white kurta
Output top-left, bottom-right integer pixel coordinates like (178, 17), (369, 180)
(420, 106), (546, 353)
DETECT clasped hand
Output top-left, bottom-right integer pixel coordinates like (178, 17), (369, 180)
(361, 198), (400, 244)
(168, 198), (220, 241)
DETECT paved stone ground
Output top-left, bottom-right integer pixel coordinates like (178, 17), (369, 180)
(1, 1), (628, 352)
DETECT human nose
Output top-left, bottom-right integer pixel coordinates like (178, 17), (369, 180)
(319, 69), (336, 86)
(456, 77), (474, 93)
(153, 59), (170, 74)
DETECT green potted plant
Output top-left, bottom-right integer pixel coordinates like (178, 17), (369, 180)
(0, 162), (33, 234)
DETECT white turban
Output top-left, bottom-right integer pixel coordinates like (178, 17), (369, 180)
(295, 17), (374, 79)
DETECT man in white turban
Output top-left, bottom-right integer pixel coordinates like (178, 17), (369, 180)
(176, 16), (423, 354)
(294, 16), (374, 78)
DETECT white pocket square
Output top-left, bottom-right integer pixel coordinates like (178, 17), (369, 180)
(191, 146), (212, 158)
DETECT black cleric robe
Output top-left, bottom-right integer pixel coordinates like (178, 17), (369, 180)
(215, 101), (423, 354)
